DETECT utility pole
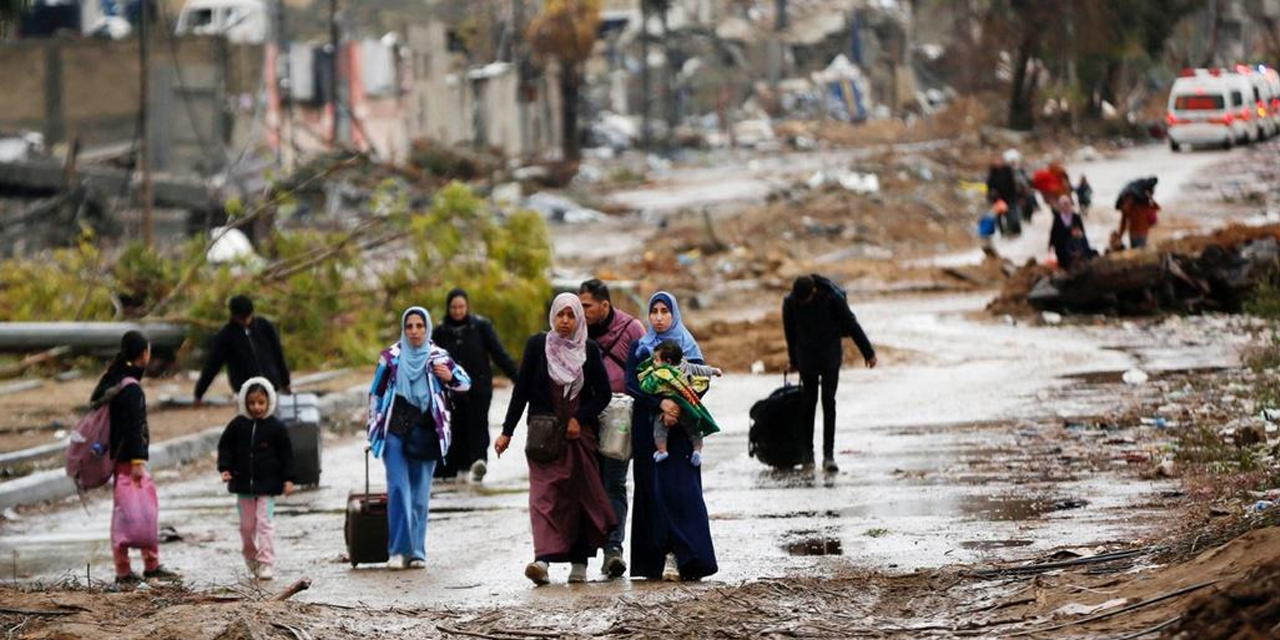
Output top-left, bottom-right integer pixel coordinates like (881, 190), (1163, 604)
(277, 0), (294, 170)
(139, 0), (154, 248)
(329, 0), (341, 147)
(640, 0), (652, 150)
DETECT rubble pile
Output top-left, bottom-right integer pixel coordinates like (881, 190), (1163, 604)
(992, 224), (1280, 316)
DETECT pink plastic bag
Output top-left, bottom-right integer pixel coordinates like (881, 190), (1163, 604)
(111, 470), (158, 549)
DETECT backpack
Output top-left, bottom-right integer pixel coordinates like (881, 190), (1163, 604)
(66, 377), (137, 491)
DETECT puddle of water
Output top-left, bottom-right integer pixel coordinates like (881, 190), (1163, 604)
(1061, 366), (1227, 385)
(782, 531), (844, 556)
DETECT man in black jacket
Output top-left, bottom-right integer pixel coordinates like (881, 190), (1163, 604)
(782, 275), (876, 473)
(194, 296), (292, 404)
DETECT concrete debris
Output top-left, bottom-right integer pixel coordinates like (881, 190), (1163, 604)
(206, 227), (260, 265)
(523, 192), (606, 224)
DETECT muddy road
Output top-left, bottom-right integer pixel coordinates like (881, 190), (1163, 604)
(0, 292), (1245, 610)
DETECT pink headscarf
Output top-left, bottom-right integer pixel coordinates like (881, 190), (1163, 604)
(545, 292), (587, 400)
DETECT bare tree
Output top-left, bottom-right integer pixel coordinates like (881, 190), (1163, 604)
(527, 0), (602, 160)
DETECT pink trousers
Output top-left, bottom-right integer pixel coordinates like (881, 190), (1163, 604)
(237, 496), (276, 567)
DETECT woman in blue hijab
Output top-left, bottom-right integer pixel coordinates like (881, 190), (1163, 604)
(366, 307), (471, 569)
(625, 292), (718, 582)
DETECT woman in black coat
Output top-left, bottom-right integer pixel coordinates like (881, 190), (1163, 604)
(432, 288), (519, 482)
(1048, 195), (1095, 271)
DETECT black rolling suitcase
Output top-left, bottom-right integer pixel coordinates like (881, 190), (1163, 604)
(278, 393), (322, 486)
(345, 447), (388, 567)
(748, 375), (809, 469)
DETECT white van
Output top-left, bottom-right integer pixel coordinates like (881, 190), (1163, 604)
(175, 0), (270, 44)
(1222, 72), (1262, 143)
(1167, 70), (1241, 151)
(1265, 67), (1280, 132)
(1239, 66), (1277, 139)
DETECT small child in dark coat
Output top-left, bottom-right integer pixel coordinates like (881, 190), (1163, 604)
(217, 376), (295, 580)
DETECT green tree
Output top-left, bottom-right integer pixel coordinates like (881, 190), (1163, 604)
(527, 0), (602, 160)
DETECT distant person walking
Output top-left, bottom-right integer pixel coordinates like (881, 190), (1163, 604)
(217, 377), (296, 581)
(1076, 175), (1093, 216)
(366, 307), (471, 569)
(626, 291), (718, 582)
(496, 293), (615, 586)
(1048, 195), (1095, 271)
(431, 288), (518, 483)
(194, 295), (291, 404)
(986, 153), (1021, 237)
(1116, 177), (1160, 250)
(91, 331), (178, 585)
(579, 278), (645, 579)
(782, 275), (876, 473)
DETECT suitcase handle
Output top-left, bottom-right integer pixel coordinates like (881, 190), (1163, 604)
(363, 445), (370, 500)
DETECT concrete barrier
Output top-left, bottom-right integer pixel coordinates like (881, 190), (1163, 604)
(0, 384), (369, 511)
(0, 426), (223, 511)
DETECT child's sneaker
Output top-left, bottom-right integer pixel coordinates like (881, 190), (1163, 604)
(653, 451), (669, 463)
(255, 565), (274, 581)
(244, 559), (259, 575)
(143, 566), (181, 581)
(690, 451), (702, 467)
(568, 563), (588, 584)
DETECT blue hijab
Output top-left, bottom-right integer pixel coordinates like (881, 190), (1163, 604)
(636, 291), (703, 361)
(395, 307), (434, 411)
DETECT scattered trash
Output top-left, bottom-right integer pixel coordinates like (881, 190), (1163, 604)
(1122, 369), (1149, 386)
(1041, 311), (1063, 326)
(807, 169), (880, 194)
(1157, 458), (1176, 477)
(1251, 500), (1274, 514)
(522, 193), (606, 224)
(1053, 598), (1129, 618)
(750, 360), (766, 375)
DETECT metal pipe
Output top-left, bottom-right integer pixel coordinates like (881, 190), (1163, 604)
(0, 323), (186, 352)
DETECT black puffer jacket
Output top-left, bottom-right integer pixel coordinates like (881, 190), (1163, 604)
(783, 279), (875, 374)
(92, 364), (150, 462)
(194, 317), (291, 400)
(432, 314), (518, 388)
(216, 378), (296, 496)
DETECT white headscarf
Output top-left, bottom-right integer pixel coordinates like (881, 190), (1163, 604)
(545, 293), (587, 400)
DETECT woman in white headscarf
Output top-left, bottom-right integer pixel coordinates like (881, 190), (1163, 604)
(366, 307), (470, 570)
(496, 293), (614, 586)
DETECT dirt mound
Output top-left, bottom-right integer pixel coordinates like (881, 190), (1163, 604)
(991, 223), (1280, 316)
(1164, 557), (1280, 640)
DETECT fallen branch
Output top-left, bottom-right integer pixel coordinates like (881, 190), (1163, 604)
(438, 626), (521, 640)
(271, 578), (312, 601)
(492, 629), (565, 639)
(970, 548), (1151, 578)
(1111, 616), (1181, 640)
(144, 156), (361, 318)
(1010, 580), (1217, 636)
(0, 606), (80, 617)
(0, 346), (71, 380)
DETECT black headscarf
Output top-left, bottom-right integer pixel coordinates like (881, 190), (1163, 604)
(444, 288), (470, 327)
(91, 330), (149, 403)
